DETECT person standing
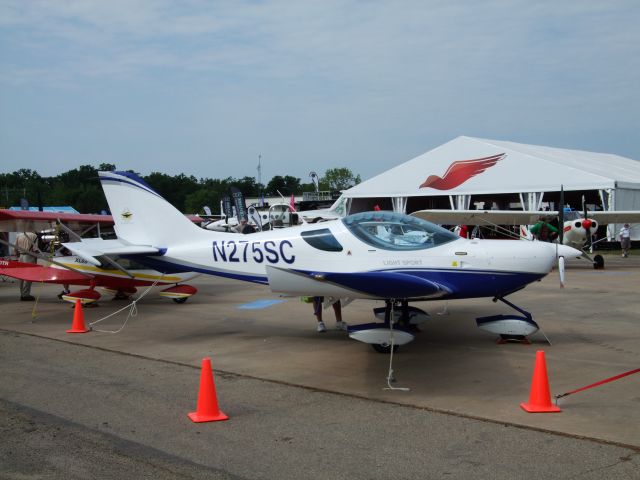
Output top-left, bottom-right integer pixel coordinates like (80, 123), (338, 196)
(619, 223), (631, 258)
(530, 220), (558, 242)
(313, 296), (347, 332)
(15, 232), (39, 301)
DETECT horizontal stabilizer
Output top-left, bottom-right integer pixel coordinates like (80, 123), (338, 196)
(63, 238), (162, 260)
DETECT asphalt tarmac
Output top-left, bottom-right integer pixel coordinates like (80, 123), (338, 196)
(1, 252), (639, 479)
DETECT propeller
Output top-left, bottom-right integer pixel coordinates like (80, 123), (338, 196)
(558, 185), (565, 246)
(557, 186), (565, 288)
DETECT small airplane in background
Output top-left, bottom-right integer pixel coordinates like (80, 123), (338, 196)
(0, 208), (201, 304)
(202, 190), (343, 233)
(63, 171), (582, 351)
(412, 192), (640, 270)
(0, 254), (199, 304)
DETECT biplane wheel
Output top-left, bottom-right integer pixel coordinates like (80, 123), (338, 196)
(593, 254), (604, 270)
(372, 343), (400, 354)
(172, 297), (189, 304)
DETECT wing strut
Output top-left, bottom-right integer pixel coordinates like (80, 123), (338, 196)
(99, 255), (135, 279)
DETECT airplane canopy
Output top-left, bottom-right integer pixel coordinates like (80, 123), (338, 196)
(344, 136), (640, 198)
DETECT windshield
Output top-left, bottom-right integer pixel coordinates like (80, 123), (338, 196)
(342, 211), (459, 251)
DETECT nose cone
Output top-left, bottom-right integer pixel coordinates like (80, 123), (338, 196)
(556, 244), (583, 259)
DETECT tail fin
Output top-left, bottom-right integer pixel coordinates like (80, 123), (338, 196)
(99, 171), (204, 247)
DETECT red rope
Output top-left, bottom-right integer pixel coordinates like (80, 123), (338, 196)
(555, 368), (640, 399)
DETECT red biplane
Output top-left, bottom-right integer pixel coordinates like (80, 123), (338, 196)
(0, 208), (201, 304)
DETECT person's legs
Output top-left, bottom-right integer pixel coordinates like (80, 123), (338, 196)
(19, 254), (35, 300)
(622, 238), (631, 257)
(333, 302), (347, 330)
(313, 297), (326, 332)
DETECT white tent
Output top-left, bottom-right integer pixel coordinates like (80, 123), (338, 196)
(342, 136), (640, 239)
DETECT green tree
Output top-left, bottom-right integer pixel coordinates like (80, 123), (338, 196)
(233, 176), (262, 197)
(185, 188), (218, 214)
(0, 169), (48, 208)
(265, 175), (302, 195)
(144, 172), (198, 211)
(50, 165), (106, 212)
(320, 168), (361, 191)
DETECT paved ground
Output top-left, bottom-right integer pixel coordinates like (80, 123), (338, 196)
(1, 252), (639, 478)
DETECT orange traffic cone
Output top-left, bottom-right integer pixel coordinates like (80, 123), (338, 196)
(520, 350), (561, 413)
(188, 358), (228, 423)
(66, 299), (90, 333)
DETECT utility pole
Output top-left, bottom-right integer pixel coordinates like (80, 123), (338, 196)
(257, 154), (263, 205)
(257, 154), (262, 187)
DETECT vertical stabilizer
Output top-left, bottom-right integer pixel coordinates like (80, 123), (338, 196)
(99, 171), (204, 247)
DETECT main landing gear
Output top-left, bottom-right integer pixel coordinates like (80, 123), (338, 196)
(476, 295), (541, 343)
(158, 284), (198, 303)
(348, 300), (429, 353)
(592, 254), (604, 269)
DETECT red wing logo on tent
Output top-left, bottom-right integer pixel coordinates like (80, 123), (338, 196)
(419, 153), (506, 190)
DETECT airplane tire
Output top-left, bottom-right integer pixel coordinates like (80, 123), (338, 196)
(172, 297), (189, 304)
(593, 254), (605, 270)
(372, 344), (399, 354)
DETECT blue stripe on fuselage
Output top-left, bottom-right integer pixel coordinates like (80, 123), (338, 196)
(387, 268), (545, 299)
(128, 255), (269, 285)
(293, 267), (545, 299)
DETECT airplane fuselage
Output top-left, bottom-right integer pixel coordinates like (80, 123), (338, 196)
(95, 171), (581, 303)
(136, 218), (563, 300)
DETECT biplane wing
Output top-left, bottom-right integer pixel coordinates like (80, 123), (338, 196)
(0, 259), (92, 284)
(0, 209), (113, 233)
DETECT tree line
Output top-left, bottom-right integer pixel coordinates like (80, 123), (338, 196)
(0, 164), (361, 214)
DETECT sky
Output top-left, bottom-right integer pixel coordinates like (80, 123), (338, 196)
(1, 0), (639, 184)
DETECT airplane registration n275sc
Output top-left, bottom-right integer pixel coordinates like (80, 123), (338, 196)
(68, 171), (582, 351)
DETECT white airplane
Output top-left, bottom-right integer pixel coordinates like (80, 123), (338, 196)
(204, 203), (300, 232)
(412, 207), (639, 269)
(64, 171), (582, 351)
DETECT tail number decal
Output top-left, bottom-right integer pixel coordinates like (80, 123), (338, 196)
(212, 240), (295, 264)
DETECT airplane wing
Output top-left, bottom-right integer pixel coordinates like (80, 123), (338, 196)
(585, 211), (640, 224)
(411, 209), (640, 226)
(411, 209), (556, 226)
(0, 260), (91, 284)
(0, 209), (113, 233)
(266, 266), (449, 299)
